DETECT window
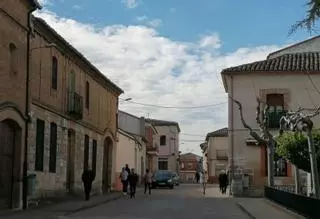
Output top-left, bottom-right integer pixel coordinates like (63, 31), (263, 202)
(266, 93), (285, 128)
(158, 158), (168, 170)
(69, 71), (75, 92)
(160, 135), (166, 146)
(84, 135), (89, 171)
(49, 123), (57, 173)
(92, 139), (97, 174)
(85, 81), (89, 109)
(35, 119), (45, 171)
(51, 56), (58, 89)
(9, 43), (17, 75)
(187, 163), (193, 169)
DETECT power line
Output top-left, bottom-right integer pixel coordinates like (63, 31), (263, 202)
(119, 98), (227, 109)
(181, 133), (206, 137)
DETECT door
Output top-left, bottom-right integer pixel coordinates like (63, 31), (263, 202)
(0, 121), (15, 209)
(66, 129), (75, 193)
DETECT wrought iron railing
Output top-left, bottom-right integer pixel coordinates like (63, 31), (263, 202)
(67, 90), (83, 119)
(267, 110), (287, 129)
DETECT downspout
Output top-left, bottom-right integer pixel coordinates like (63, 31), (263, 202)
(23, 9), (36, 210)
(229, 75), (234, 195)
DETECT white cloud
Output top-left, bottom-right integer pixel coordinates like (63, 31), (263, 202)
(34, 10), (282, 155)
(136, 16), (162, 28)
(122, 0), (139, 9)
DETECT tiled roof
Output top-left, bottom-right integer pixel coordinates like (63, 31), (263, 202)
(145, 119), (180, 132)
(221, 52), (320, 74)
(206, 128), (228, 141)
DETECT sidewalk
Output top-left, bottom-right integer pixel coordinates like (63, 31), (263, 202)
(1, 192), (122, 219)
(236, 198), (305, 219)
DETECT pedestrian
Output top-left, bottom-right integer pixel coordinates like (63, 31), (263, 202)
(125, 164), (131, 192)
(144, 169), (152, 195)
(81, 168), (95, 201)
(195, 172), (200, 183)
(120, 167), (129, 195)
(218, 170), (228, 194)
(128, 168), (138, 199)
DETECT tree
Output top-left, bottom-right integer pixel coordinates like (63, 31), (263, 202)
(290, 0), (320, 34)
(276, 131), (320, 173)
(233, 98), (276, 186)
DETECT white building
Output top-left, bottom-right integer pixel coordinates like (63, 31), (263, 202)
(145, 119), (180, 173)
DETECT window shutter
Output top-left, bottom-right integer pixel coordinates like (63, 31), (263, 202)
(35, 119), (45, 171)
(49, 123), (57, 173)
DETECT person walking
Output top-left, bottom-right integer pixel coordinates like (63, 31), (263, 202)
(125, 164), (131, 192)
(144, 169), (152, 195)
(195, 172), (200, 183)
(120, 167), (129, 195)
(128, 168), (138, 199)
(81, 168), (96, 201)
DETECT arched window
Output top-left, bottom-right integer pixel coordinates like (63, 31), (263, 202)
(9, 43), (17, 75)
(51, 56), (58, 89)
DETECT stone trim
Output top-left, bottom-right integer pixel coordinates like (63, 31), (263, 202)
(259, 88), (290, 110)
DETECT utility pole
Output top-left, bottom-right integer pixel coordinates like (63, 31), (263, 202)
(280, 107), (320, 197)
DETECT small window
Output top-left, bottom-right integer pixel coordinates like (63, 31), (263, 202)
(92, 139), (97, 174)
(51, 56), (58, 89)
(158, 159), (168, 170)
(35, 119), (45, 171)
(84, 135), (89, 171)
(85, 81), (89, 109)
(49, 123), (57, 173)
(160, 135), (166, 145)
(9, 43), (17, 75)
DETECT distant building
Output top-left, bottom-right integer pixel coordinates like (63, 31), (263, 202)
(180, 153), (201, 183)
(145, 119), (180, 173)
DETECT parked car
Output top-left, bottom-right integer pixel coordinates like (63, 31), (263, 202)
(172, 172), (180, 186)
(152, 170), (175, 189)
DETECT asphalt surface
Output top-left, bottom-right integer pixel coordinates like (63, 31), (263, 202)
(59, 184), (250, 219)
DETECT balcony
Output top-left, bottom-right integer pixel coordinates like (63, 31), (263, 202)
(216, 150), (228, 160)
(67, 90), (83, 120)
(267, 110), (287, 129)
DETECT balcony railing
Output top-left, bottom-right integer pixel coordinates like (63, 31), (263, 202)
(267, 110), (287, 129)
(67, 90), (83, 120)
(216, 150), (228, 160)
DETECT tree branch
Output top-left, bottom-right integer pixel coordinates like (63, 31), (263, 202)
(233, 99), (267, 145)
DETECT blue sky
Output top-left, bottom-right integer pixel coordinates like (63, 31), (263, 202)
(37, 0), (317, 154)
(44, 0), (314, 52)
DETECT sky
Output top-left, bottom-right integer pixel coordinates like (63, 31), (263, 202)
(35, 0), (317, 155)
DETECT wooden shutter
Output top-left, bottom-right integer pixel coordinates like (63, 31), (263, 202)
(49, 123), (57, 173)
(92, 139), (97, 174)
(84, 135), (89, 171)
(51, 56), (58, 89)
(35, 119), (45, 171)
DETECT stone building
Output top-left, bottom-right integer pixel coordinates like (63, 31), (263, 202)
(0, 0), (41, 209)
(179, 153), (201, 183)
(26, 17), (123, 199)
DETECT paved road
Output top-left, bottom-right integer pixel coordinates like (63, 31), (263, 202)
(60, 184), (249, 219)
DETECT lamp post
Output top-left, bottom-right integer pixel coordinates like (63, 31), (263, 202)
(23, 42), (56, 209)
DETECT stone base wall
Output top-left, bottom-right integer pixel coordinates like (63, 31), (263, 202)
(27, 104), (112, 199)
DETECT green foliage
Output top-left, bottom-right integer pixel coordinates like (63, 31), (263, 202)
(290, 0), (320, 34)
(276, 131), (320, 173)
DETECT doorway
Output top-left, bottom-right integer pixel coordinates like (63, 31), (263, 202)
(66, 129), (75, 193)
(0, 119), (22, 209)
(102, 137), (113, 193)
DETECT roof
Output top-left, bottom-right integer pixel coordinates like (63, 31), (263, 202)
(145, 119), (180, 132)
(267, 36), (320, 59)
(29, 0), (42, 9)
(206, 127), (228, 141)
(33, 17), (123, 95)
(180, 152), (201, 159)
(221, 52), (320, 74)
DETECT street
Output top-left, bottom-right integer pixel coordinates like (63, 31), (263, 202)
(61, 184), (249, 219)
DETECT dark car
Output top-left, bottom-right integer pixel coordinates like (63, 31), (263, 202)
(152, 170), (175, 189)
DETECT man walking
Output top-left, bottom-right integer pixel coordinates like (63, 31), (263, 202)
(128, 168), (138, 199)
(81, 168), (95, 201)
(144, 169), (152, 195)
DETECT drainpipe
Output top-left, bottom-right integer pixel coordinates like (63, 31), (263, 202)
(23, 8), (36, 210)
(229, 75), (234, 195)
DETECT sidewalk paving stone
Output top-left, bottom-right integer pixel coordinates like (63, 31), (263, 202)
(236, 198), (306, 219)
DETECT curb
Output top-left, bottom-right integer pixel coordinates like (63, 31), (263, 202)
(64, 194), (122, 216)
(236, 203), (256, 219)
(263, 199), (306, 219)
